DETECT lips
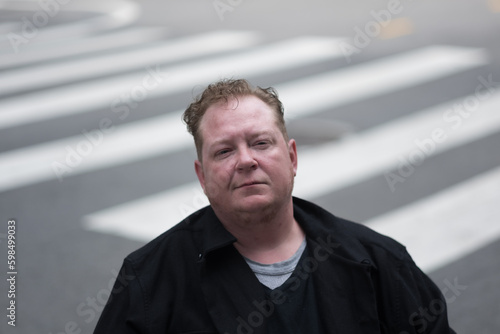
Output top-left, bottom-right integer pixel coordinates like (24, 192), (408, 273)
(235, 181), (264, 189)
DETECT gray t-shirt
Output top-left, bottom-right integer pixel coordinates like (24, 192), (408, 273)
(244, 238), (307, 289)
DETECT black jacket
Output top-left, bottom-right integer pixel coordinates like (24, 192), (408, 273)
(94, 197), (455, 334)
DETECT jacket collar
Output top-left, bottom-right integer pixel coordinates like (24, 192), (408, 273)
(193, 205), (236, 261)
(293, 196), (380, 269)
(193, 196), (377, 267)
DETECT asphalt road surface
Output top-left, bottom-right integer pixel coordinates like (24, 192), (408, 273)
(0, 0), (499, 333)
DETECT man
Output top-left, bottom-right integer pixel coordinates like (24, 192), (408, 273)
(94, 79), (456, 333)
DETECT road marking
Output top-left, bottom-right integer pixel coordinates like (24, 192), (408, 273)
(83, 182), (209, 242)
(82, 91), (500, 246)
(293, 90), (500, 198)
(278, 45), (488, 120)
(366, 165), (500, 273)
(0, 22), (20, 34)
(0, 31), (261, 95)
(0, 111), (191, 193)
(0, 46), (491, 193)
(0, 26), (170, 69)
(0, 0), (141, 47)
(0, 36), (345, 130)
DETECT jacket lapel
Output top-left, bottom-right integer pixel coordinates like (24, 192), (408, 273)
(294, 198), (382, 333)
(308, 236), (382, 333)
(196, 208), (268, 334)
(200, 245), (268, 334)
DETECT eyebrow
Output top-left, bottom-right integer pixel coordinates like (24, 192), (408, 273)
(209, 130), (276, 148)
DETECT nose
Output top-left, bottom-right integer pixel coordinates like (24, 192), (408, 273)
(235, 146), (258, 172)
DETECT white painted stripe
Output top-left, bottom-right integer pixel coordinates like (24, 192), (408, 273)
(366, 165), (500, 273)
(0, 31), (262, 95)
(293, 90), (500, 198)
(0, 22), (20, 34)
(0, 111), (191, 193)
(280, 46), (489, 120)
(0, 36), (345, 129)
(0, 26), (169, 69)
(0, 46), (492, 193)
(0, 0), (140, 45)
(82, 91), (500, 243)
(83, 182), (209, 242)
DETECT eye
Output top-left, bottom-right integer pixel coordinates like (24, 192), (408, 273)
(254, 140), (270, 148)
(215, 148), (231, 158)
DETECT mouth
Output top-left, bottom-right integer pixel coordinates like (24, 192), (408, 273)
(235, 181), (264, 189)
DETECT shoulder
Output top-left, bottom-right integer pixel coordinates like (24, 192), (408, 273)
(293, 199), (454, 331)
(293, 197), (408, 263)
(124, 206), (211, 271)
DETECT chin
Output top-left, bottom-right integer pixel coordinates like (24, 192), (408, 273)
(234, 194), (278, 213)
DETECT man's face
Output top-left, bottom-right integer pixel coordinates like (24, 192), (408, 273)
(194, 95), (297, 218)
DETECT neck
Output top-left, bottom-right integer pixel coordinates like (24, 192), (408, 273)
(216, 199), (305, 264)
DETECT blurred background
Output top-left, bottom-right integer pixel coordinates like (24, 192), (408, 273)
(0, 0), (499, 332)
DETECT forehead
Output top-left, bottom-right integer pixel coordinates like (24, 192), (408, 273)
(200, 95), (278, 136)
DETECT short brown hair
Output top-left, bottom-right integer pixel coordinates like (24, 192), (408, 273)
(182, 78), (288, 159)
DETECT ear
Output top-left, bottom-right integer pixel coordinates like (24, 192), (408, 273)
(287, 139), (298, 176)
(194, 160), (206, 193)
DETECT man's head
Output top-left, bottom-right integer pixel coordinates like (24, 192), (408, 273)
(183, 79), (297, 220)
(183, 78), (288, 161)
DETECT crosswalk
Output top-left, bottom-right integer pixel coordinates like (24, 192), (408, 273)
(3, 24), (499, 278)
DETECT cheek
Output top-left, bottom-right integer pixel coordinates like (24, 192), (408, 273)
(204, 182), (222, 199)
(269, 159), (295, 186)
(204, 167), (231, 195)
(263, 153), (292, 173)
